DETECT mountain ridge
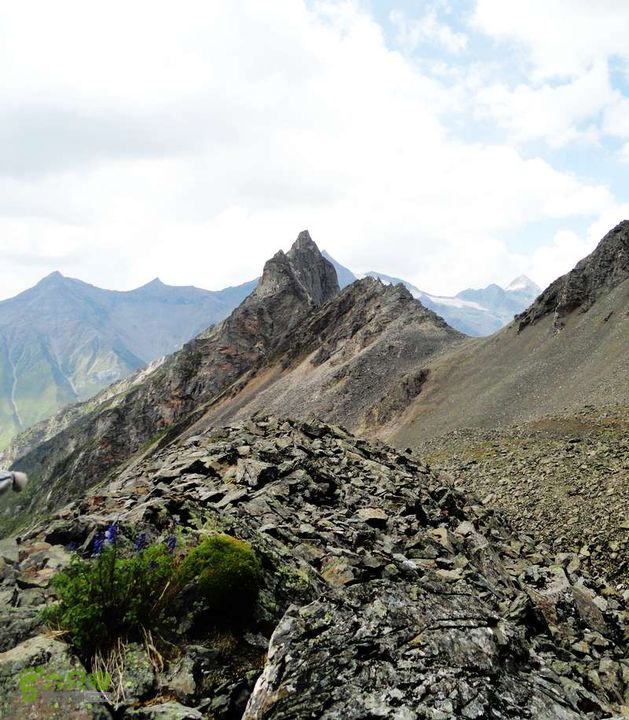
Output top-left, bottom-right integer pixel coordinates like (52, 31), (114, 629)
(0, 270), (257, 447)
(393, 220), (629, 444)
(323, 252), (541, 335)
(191, 276), (463, 434)
(1, 231), (340, 535)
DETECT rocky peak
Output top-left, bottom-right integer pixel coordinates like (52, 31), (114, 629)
(517, 220), (629, 331)
(253, 231), (338, 308)
(196, 276), (463, 433)
(286, 229), (339, 306)
(506, 274), (540, 294)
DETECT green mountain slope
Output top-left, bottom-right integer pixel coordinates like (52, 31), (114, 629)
(0, 272), (256, 447)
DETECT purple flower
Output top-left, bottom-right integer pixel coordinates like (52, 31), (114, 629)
(105, 523), (118, 546)
(92, 533), (105, 557)
(134, 532), (148, 553)
(166, 535), (176, 554)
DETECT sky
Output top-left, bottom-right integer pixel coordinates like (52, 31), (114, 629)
(0, 0), (627, 300)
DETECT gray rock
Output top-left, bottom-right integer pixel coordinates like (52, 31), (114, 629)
(125, 701), (203, 719)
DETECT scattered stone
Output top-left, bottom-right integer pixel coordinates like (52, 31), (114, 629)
(1, 417), (626, 718)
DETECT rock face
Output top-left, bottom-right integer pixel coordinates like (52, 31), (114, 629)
(286, 231), (339, 306)
(198, 277), (462, 433)
(1, 418), (627, 718)
(1, 232), (339, 537)
(517, 220), (629, 331)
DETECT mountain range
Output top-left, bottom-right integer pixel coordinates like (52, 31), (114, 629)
(322, 251), (540, 336)
(0, 272), (255, 447)
(0, 253), (538, 449)
(3, 224), (626, 536)
(0, 224), (627, 719)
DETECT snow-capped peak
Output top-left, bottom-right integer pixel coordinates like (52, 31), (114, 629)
(505, 275), (540, 294)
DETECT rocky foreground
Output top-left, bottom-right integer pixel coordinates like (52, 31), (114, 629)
(0, 417), (627, 719)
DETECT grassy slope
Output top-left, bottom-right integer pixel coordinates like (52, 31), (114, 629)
(392, 279), (629, 446)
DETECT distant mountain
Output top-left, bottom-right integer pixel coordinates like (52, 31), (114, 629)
(320, 252), (539, 335)
(365, 271), (540, 336)
(321, 250), (358, 288)
(0, 272), (256, 446)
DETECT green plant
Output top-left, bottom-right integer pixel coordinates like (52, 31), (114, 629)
(179, 534), (261, 621)
(43, 529), (262, 657)
(42, 529), (178, 655)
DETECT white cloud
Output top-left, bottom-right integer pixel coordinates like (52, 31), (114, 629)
(0, 0), (625, 302)
(391, 8), (468, 54)
(528, 230), (596, 289)
(620, 143), (629, 164)
(526, 205), (629, 288)
(603, 96), (629, 138)
(473, 0), (629, 80)
(470, 1), (629, 149)
(474, 61), (613, 147)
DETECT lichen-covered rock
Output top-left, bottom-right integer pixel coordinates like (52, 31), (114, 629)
(124, 701), (202, 719)
(0, 635), (96, 719)
(120, 644), (155, 703)
(4, 417), (628, 718)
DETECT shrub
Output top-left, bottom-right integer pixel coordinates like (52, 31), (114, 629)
(43, 529), (261, 655)
(42, 534), (177, 655)
(179, 535), (261, 621)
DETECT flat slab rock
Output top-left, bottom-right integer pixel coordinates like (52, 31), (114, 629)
(244, 580), (608, 720)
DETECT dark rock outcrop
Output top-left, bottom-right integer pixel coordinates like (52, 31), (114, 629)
(517, 220), (629, 332)
(1, 418), (626, 718)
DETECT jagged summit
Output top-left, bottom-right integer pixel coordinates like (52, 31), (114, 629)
(253, 231), (338, 308)
(286, 229), (339, 306)
(197, 273), (462, 432)
(517, 220), (629, 331)
(291, 228), (317, 251)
